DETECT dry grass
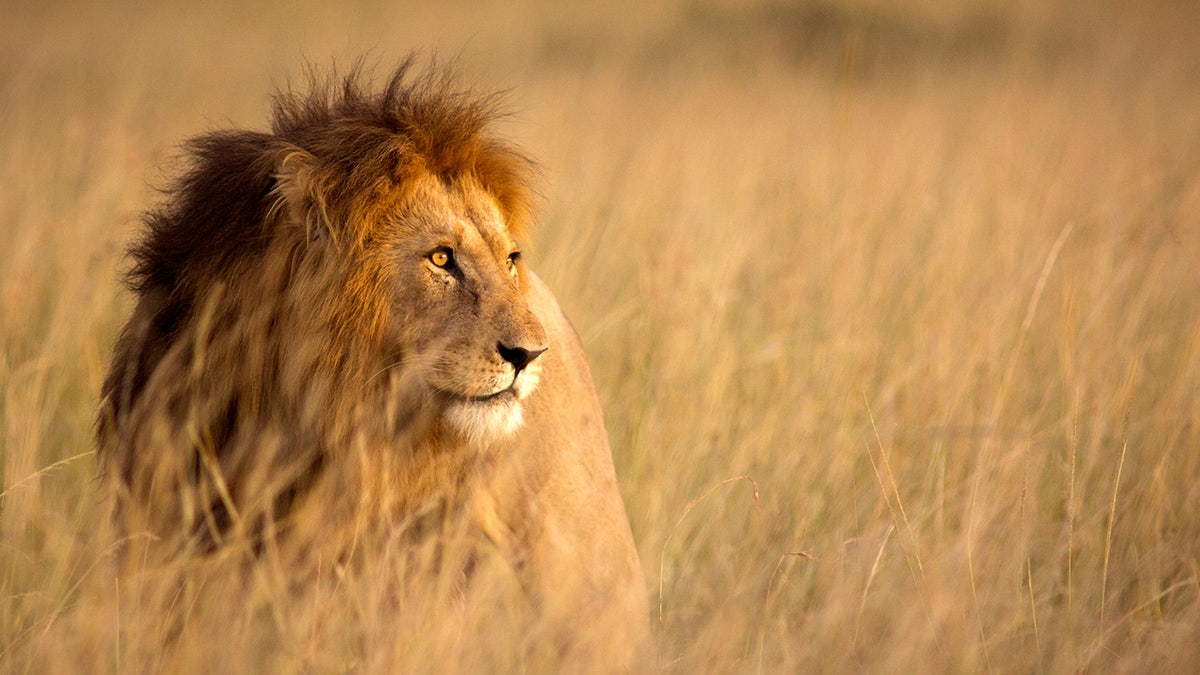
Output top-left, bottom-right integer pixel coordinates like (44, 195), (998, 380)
(3, 0), (1200, 671)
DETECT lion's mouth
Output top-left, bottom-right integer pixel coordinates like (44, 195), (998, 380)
(436, 367), (539, 420)
(437, 381), (520, 407)
(462, 386), (518, 404)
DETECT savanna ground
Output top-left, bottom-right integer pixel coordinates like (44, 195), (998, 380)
(3, 0), (1199, 671)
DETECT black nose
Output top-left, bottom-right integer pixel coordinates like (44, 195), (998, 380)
(498, 342), (547, 373)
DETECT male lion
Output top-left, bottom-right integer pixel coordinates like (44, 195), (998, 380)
(98, 61), (646, 663)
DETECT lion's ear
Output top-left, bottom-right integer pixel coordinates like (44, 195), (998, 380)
(273, 147), (331, 243)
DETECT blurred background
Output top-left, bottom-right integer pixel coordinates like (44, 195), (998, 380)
(2, 0), (1199, 671)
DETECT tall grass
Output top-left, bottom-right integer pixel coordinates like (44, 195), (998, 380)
(3, 0), (1199, 671)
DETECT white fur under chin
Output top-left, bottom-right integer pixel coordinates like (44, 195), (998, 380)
(443, 398), (525, 447)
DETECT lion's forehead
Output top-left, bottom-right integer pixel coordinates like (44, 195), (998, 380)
(451, 180), (510, 244)
(399, 172), (506, 232)
(458, 211), (510, 257)
(407, 174), (513, 255)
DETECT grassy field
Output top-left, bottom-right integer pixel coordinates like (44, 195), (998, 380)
(3, 0), (1200, 671)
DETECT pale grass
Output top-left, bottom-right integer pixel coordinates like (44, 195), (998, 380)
(1100, 416), (1130, 639)
(0, 450), (94, 501)
(658, 475), (760, 625)
(4, 0), (1200, 672)
(965, 220), (1072, 672)
(854, 524), (893, 650)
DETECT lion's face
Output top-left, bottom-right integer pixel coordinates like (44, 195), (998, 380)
(377, 173), (547, 445)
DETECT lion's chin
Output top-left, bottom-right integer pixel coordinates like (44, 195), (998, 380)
(442, 393), (525, 447)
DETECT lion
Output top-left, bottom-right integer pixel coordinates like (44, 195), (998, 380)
(97, 60), (647, 664)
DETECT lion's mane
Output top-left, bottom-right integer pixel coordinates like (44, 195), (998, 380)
(98, 60), (538, 551)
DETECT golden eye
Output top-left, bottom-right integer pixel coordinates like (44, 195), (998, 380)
(429, 249), (452, 268)
(506, 251), (520, 277)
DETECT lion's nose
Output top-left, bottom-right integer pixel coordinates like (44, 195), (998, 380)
(498, 342), (547, 373)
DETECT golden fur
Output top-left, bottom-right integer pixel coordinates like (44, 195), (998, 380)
(97, 60), (646, 659)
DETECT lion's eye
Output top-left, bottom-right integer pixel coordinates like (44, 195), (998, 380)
(429, 248), (453, 269)
(506, 251), (521, 278)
